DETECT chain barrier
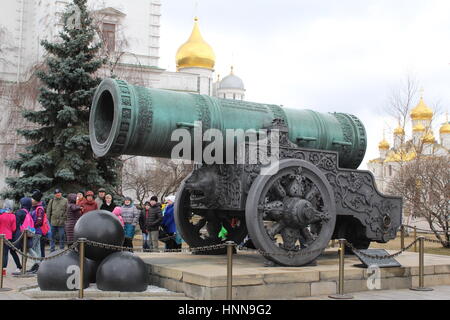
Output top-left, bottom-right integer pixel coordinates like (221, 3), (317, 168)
(237, 243), (332, 258)
(403, 225), (449, 235)
(7, 232), (443, 263)
(84, 239), (228, 254)
(423, 237), (450, 246)
(3, 238), (79, 262)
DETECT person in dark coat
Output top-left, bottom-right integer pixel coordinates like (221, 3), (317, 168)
(100, 194), (116, 212)
(145, 196), (163, 250)
(65, 194), (82, 246)
(139, 201), (151, 251)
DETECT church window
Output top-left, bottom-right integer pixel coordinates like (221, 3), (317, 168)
(102, 23), (116, 53)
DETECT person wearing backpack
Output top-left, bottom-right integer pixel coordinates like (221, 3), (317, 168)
(0, 200), (17, 276)
(47, 189), (68, 252)
(27, 190), (48, 274)
(10, 198), (33, 273)
(10, 197), (35, 275)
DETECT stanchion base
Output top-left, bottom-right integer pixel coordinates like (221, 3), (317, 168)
(0, 288), (13, 292)
(329, 294), (354, 300)
(410, 287), (434, 292)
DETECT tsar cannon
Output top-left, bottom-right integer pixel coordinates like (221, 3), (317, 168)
(89, 78), (402, 266)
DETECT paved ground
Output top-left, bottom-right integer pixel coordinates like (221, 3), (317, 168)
(298, 285), (450, 300)
(2, 249), (450, 300)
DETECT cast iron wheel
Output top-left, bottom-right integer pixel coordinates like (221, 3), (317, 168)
(174, 174), (248, 253)
(245, 159), (336, 266)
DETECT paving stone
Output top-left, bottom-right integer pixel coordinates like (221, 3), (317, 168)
(152, 265), (183, 280)
(321, 268), (364, 281)
(381, 277), (412, 290)
(434, 265), (450, 274)
(412, 274), (450, 288)
(342, 279), (370, 293)
(182, 271), (264, 287)
(264, 270), (319, 284)
(410, 265), (435, 276)
(210, 283), (311, 300)
(311, 281), (336, 296)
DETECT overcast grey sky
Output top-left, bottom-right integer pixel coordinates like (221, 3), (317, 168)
(159, 0), (450, 168)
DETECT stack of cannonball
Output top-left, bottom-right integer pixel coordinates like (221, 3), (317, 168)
(37, 210), (149, 292)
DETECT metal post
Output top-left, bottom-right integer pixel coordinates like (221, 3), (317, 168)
(400, 225), (405, 251)
(0, 234), (12, 292)
(414, 227), (417, 253)
(411, 237), (433, 291)
(15, 231), (33, 278)
(22, 231), (27, 275)
(78, 238), (86, 299)
(226, 241), (235, 300)
(329, 239), (353, 299)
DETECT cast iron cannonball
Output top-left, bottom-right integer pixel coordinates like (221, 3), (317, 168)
(37, 250), (91, 291)
(96, 251), (149, 292)
(74, 210), (125, 261)
(85, 257), (99, 283)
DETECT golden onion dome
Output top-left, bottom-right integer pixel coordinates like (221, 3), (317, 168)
(413, 123), (426, 132)
(422, 132), (435, 144)
(378, 138), (390, 150)
(176, 17), (216, 70)
(440, 122), (450, 134)
(411, 97), (433, 120)
(394, 126), (405, 136)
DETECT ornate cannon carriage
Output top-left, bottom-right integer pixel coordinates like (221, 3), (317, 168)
(89, 79), (402, 266)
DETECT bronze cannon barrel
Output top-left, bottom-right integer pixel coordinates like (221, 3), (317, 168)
(89, 78), (367, 169)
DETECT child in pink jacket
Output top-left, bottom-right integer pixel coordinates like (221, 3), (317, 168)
(1, 200), (17, 274)
(112, 207), (125, 227)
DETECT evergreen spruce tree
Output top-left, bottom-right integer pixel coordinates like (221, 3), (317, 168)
(2, 0), (120, 201)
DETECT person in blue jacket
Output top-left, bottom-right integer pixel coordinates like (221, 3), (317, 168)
(161, 196), (182, 249)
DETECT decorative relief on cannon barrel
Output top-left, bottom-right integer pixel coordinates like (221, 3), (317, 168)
(194, 94), (211, 130)
(184, 165), (244, 210)
(267, 104), (288, 125)
(135, 86), (153, 138)
(333, 112), (353, 157)
(111, 80), (132, 154)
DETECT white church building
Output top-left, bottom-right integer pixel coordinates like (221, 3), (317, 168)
(0, 0), (246, 194)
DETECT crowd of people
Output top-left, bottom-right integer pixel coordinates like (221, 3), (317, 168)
(0, 188), (181, 276)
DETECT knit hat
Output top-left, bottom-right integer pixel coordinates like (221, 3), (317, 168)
(165, 195), (176, 203)
(31, 190), (43, 202)
(124, 196), (132, 202)
(112, 207), (122, 216)
(150, 196), (158, 202)
(3, 199), (14, 211)
(68, 194), (77, 204)
(85, 191), (94, 197)
(144, 201), (151, 206)
(54, 189), (62, 194)
(19, 197), (32, 211)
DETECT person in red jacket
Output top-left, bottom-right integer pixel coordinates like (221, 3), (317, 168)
(0, 200), (16, 276)
(80, 191), (98, 215)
